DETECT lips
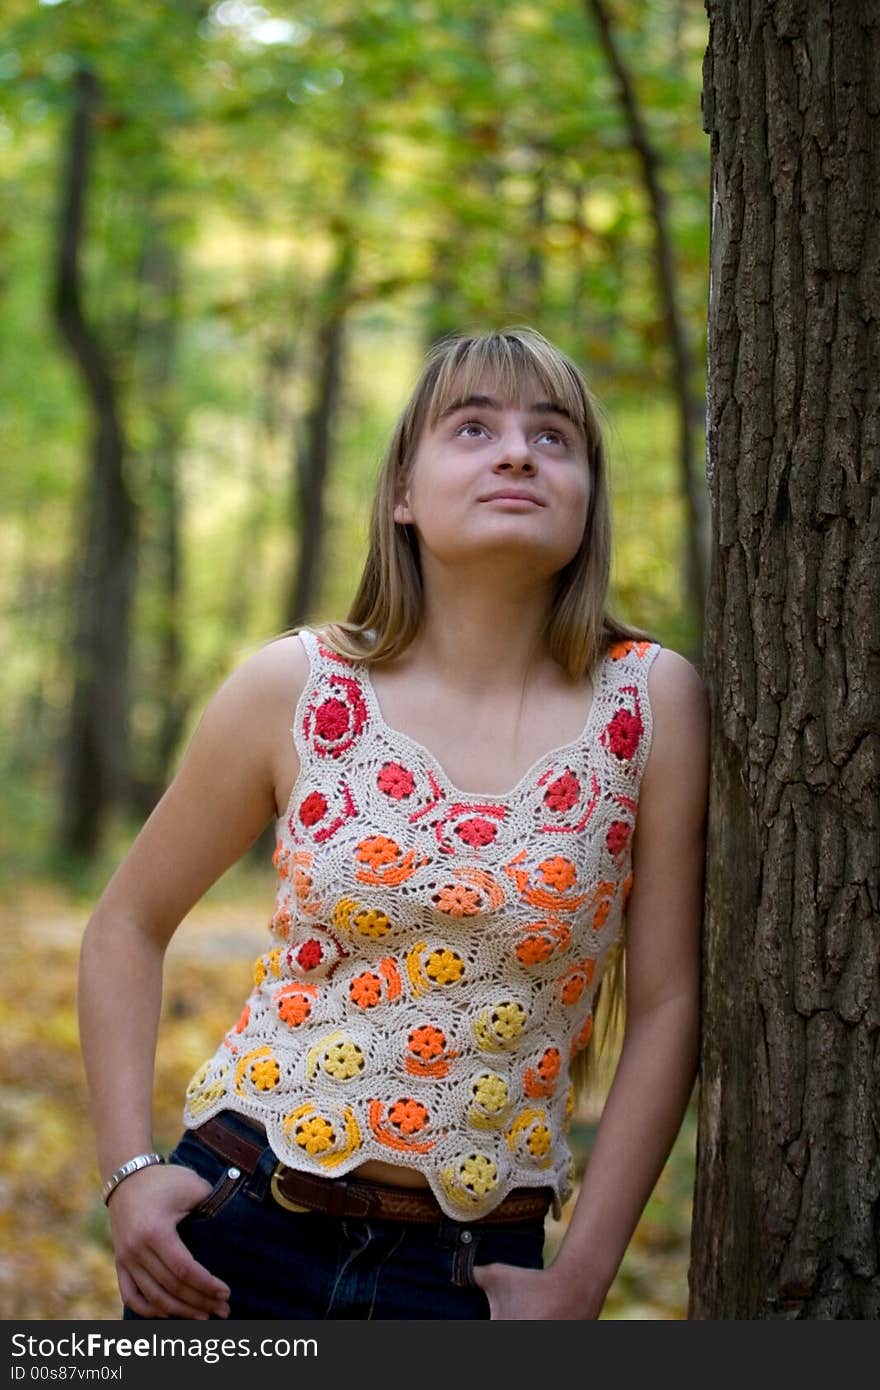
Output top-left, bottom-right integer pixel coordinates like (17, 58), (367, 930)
(480, 491), (544, 505)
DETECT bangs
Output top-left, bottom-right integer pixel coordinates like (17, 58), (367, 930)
(422, 332), (597, 448)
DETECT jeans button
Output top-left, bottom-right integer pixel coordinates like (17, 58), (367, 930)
(460, 1229), (473, 1244)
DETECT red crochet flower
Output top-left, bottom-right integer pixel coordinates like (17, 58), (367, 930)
(377, 762), (415, 800)
(298, 791), (327, 827)
(313, 698), (350, 742)
(605, 707), (642, 760)
(606, 820), (631, 856)
(455, 817), (498, 847)
(544, 770), (580, 812)
(295, 939), (323, 971)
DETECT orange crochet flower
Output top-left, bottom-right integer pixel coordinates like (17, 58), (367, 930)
(433, 884), (482, 917)
(277, 991), (313, 1027)
(408, 1025), (446, 1060)
(388, 1099), (429, 1134)
(515, 935), (554, 966)
(538, 1047), (561, 1081)
(609, 639), (652, 661)
(356, 835), (400, 868)
(233, 1005), (250, 1034)
(271, 907), (292, 938)
(537, 856), (577, 891)
(571, 1014), (594, 1054)
(350, 972), (383, 1008)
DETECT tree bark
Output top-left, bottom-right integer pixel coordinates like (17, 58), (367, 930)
(283, 227), (355, 630)
(53, 67), (137, 858)
(128, 216), (186, 813)
(691, 0), (880, 1318)
(585, 0), (708, 655)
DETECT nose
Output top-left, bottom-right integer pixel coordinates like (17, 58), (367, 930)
(494, 425), (536, 471)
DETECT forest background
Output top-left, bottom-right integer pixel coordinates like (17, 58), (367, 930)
(0, 0), (709, 1318)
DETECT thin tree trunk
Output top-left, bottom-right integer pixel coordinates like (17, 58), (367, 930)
(225, 311), (306, 642)
(53, 67), (137, 857)
(523, 164), (547, 321)
(284, 229), (356, 629)
(128, 218), (186, 812)
(585, 0), (708, 655)
(691, 0), (880, 1318)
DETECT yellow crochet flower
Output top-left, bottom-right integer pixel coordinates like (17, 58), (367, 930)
(459, 1154), (498, 1196)
(322, 1040), (366, 1080)
(564, 1082), (576, 1130)
(425, 949), (465, 985)
(185, 1061), (229, 1117)
(252, 948), (282, 987)
(295, 1116), (336, 1155)
(491, 1001), (527, 1040)
(472, 1074), (508, 1114)
(332, 897), (358, 931)
(528, 1125), (552, 1158)
(250, 1056), (280, 1091)
(352, 909), (391, 939)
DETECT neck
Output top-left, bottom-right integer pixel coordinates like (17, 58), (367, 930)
(407, 565), (558, 695)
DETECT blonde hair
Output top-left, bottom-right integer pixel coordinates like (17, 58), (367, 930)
(277, 326), (657, 1102)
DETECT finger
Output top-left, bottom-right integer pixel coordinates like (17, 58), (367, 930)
(129, 1260), (212, 1321)
(162, 1233), (232, 1312)
(118, 1265), (157, 1320)
(137, 1248), (223, 1319)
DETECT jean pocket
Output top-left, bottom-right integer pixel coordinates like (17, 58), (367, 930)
(169, 1132), (248, 1225)
(450, 1230), (481, 1288)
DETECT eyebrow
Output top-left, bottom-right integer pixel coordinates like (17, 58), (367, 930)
(437, 394), (578, 427)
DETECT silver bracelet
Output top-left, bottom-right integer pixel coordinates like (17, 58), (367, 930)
(101, 1152), (166, 1205)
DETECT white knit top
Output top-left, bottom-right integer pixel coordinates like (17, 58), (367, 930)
(183, 627), (662, 1220)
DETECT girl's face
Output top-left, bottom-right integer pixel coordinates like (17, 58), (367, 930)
(394, 375), (591, 580)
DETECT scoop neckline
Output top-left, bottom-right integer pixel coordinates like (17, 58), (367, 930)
(349, 642), (610, 803)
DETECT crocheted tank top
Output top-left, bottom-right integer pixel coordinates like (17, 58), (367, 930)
(183, 628), (663, 1220)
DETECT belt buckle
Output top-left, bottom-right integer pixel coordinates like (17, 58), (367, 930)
(270, 1163), (312, 1213)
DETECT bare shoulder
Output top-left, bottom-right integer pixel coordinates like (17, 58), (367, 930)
(643, 647), (709, 799)
(210, 628), (308, 713)
(243, 629), (311, 710)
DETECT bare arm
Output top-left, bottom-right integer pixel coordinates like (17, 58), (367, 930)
(77, 633), (308, 1317)
(473, 648), (709, 1319)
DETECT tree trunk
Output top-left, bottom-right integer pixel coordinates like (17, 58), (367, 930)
(53, 67), (137, 858)
(128, 216), (186, 814)
(585, 0), (708, 656)
(691, 0), (880, 1319)
(283, 229), (355, 629)
(523, 164), (547, 321)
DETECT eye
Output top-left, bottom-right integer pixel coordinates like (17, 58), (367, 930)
(537, 427), (568, 446)
(456, 420), (489, 438)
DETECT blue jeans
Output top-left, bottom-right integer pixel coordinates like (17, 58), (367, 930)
(122, 1112), (546, 1320)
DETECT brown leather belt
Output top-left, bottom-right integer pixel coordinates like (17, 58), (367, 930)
(190, 1114), (552, 1226)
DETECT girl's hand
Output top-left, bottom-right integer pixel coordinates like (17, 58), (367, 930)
(471, 1261), (603, 1320)
(107, 1164), (232, 1319)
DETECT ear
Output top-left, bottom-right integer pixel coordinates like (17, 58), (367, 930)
(393, 494), (413, 526)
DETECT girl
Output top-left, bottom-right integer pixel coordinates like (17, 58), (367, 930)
(79, 326), (708, 1320)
